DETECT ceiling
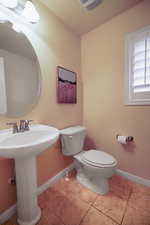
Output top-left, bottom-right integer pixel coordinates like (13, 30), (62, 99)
(39, 0), (142, 36)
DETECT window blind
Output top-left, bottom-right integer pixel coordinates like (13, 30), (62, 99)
(133, 37), (150, 93)
(125, 26), (150, 105)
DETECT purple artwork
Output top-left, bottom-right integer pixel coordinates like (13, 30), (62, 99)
(57, 66), (77, 104)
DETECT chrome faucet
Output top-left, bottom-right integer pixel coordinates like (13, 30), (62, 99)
(7, 120), (33, 134)
(19, 120), (33, 132)
(6, 122), (19, 134)
(24, 120), (33, 131)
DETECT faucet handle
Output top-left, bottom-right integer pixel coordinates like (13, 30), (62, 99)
(6, 122), (19, 134)
(24, 120), (33, 131)
(25, 120), (33, 124)
(26, 120), (33, 123)
(19, 120), (26, 132)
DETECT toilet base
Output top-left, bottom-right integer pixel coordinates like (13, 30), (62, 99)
(76, 171), (109, 195)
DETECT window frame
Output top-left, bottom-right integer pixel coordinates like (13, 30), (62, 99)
(124, 25), (150, 105)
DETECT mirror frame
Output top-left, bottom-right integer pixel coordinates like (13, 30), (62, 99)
(0, 4), (42, 118)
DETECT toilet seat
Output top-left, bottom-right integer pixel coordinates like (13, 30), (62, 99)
(82, 150), (117, 168)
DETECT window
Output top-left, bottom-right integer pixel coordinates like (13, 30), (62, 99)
(125, 26), (150, 105)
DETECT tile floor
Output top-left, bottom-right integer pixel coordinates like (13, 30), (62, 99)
(2, 172), (150, 225)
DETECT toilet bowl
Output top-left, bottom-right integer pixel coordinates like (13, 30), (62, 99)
(74, 150), (117, 194)
(60, 126), (118, 195)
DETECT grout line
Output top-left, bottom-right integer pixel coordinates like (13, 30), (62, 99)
(91, 193), (99, 207)
(120, 201), (128, 225)
(92, 205), (120, 225)
(77, 179), (125, 225)
(73, 179), (99, 225)
(78, 204), (92, 225)
(120, 187), (133, 225)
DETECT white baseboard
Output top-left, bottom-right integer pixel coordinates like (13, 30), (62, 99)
(0, 204), (17, 224)
(116, 169), (150, 187)
(0, 163), (75, 224)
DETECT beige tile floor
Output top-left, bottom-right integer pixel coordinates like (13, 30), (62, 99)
(2, 173), (150, 225)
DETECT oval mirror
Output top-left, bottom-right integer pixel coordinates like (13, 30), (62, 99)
(0, 23), (41, 118)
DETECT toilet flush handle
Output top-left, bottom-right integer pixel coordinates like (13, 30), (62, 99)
(69, 135), (73, 139)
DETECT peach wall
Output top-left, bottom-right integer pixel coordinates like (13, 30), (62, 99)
(37, 141), (73, 186)
(82, 0), (150, 180)
(0, 1), (81, 214)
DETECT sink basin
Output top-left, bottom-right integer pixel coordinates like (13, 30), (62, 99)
(0, 124), (59, 158)
(0, 124), (59, 225)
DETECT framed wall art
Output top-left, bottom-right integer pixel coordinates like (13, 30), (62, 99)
(57, 66), (77, 104)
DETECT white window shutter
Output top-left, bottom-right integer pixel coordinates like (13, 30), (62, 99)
(125, 26), (150, 105)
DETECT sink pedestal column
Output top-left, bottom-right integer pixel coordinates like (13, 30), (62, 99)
(15, 156), (41, 225)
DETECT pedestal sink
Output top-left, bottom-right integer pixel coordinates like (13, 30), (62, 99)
(0, 124), (59, 225)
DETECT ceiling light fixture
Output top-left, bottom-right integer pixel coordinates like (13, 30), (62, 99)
(0, 0), (39, 25)
(21, 1), (39, 23)
(80, 0), (103, 10)
(0, 0), (18, 9)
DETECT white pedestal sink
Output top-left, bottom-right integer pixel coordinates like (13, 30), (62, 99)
(0, 124), (59, 225)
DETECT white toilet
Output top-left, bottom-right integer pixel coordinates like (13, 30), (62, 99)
(60, 126), (117, 195)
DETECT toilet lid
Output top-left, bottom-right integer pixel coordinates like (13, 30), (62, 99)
(82, 150), (116, 166)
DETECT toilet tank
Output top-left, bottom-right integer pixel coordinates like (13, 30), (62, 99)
(60, 126), (86, 156)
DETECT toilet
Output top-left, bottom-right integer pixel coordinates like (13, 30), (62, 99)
(60, 126), (117, 195)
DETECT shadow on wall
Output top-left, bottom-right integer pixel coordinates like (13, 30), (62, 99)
(84, 136), (136, 153)
(121, 141), (136, 153)
(84, 135), (97, 150)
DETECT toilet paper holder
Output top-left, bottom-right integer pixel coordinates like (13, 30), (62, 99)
(116, 134), (134, 143)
